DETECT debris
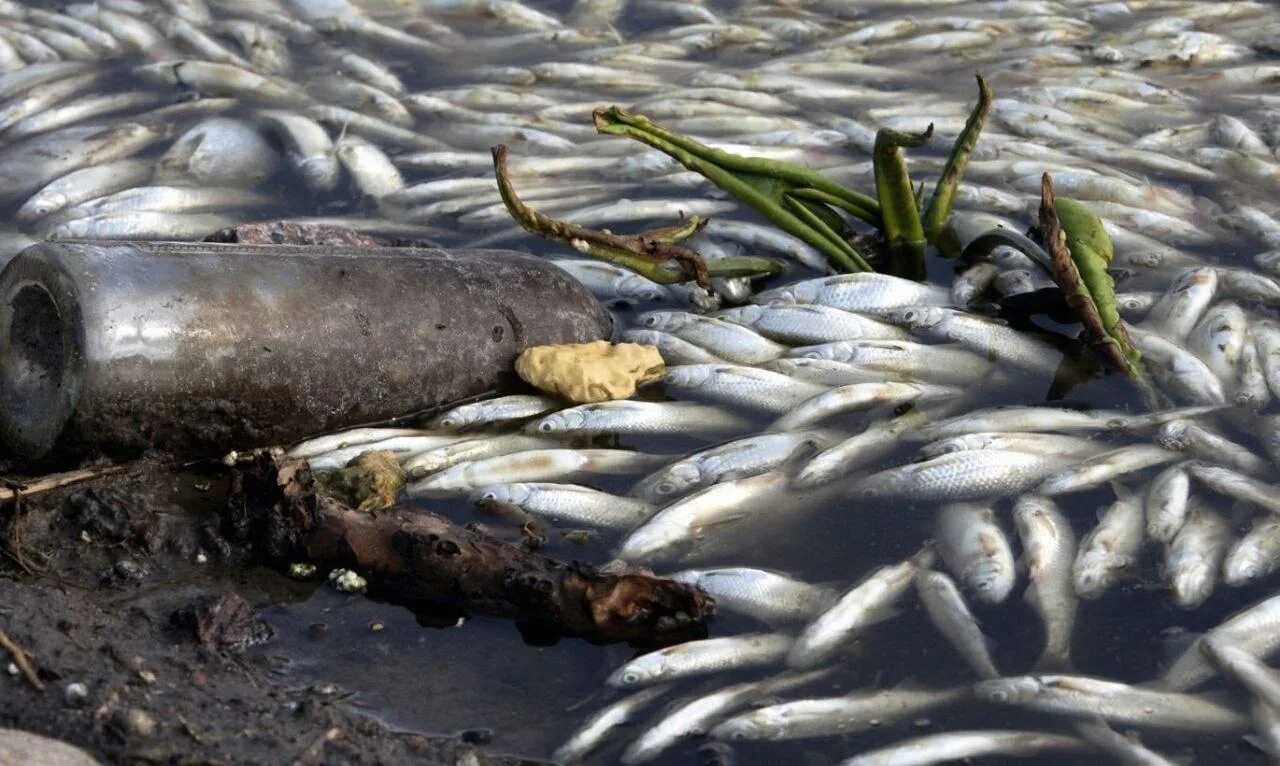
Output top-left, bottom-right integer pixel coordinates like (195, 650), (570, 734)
(515, 340), (665, 403)
(173, 592), (274, 651)
(329, 569), (368, 594)
(228, 455), (713, 644)
(314, 450), (405, 511)
(0, 629), (43, 691)
(63, 683), (88, 707)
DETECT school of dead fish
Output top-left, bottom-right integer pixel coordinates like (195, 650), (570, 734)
(4, 0), (1280, 763)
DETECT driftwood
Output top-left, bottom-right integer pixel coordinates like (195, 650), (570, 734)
(226, 456), (713, 645)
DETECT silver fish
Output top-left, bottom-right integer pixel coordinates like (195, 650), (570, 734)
(882, 306), (1062, 375)
(409, 449), (669, 496)
(640, 311), (786, 365)
(711, 686), (968, 742)
(916, 569), (1000, 679)
(607, 632), (793, 688)
(770, 381), (957, 432)
(714, 304), (909, 346)
(631, 431), (835, 502)
(790, 340), (992, 386)
(936, 504), (1015, 605)
(431, 394), (562, 431)
(532, 400), (751, 438)
(753, 273), (950, 317)
(840, 729), (1088, 766)
(553, 685), (672, 765)
(1187, 463), (1280, 515)
(1146, 462), (1192, 543)
(1166, 506), (1232, 610)
(1039, 445), (1175, 495)
(1201, 637), (1280, 711)
(1013, 496), (1077, 671)
(788, 549), (931, 669)
(856, 450), (1073, 502)
(975, 675), (1248, 732)
(1141, 267), (1218, 344)
(1159, 420), (1270, 477)
(795, 406), (947, 489)
(620, 670), (825, 764)
(402, 434), (555, 478)
(1224, 516), (1280, 586)
(1160, 593), (1280, 691)
(666, 568), (834, 626)
(920, 432), (1104, 460)
(472, 483), (654, 530)
(1073, 487), (1145, 599)
(664, 365), (829, 414)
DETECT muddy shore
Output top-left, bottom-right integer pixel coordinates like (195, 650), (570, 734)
(0, 460), (532, 765)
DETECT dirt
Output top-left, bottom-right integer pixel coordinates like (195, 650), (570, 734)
(0, 460), (536, 766)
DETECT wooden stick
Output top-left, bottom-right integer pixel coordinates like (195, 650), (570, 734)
(0, 464), (129, 502)
(0, 627), (44, 690)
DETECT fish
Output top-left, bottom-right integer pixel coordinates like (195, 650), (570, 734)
(409, 449), (670, 496)
(336, 135), (404, 201)
(975, 675), (1249, 732)
(753, 273), (950, 317)
(882, 306), (1062, 375)
(1224, 516), (1280, 587)
(666, 568), (835, 626)
(855, 450), (1073, 502)
(402, 434), (555, 478)
(664, 365), (829, 414)
(770, 381), (957, 432)
(1201, 637), (1280, 711)
(1013, 496), (1077, 671)
(1165, 506), (1232, 610)
(919, 432), (1104, 460)
(1038, 445), (1176, 495)
(639, 311), (786, 365)
(553, 685), (672, 765)
(1188, 463), (1280, 514)
(620, 670), (826, 764)
(788, 549), (931, 669)
(631, 430), (835, 502)
(710, 685), (968, 742)
(840, 730), (1089, 766)
(1158, 421), (1271, 477)
(16, 158), (154, 221)
(430, 394), (562, 431)
(789, 340), (993, 386)
(1141, 267), (1218, 344)
(532, 400), (752, 438)
(607, 633), (794, 688)
(714, 304), (909, 346)
(916, 570), (1000, 679)
(1073, 487), (1145, 599)
(616, 470), (799, 566)
(471, 483), (655, 530)
(935, 504), (1015, 605)
(1146, 462), (1192, 543)
(910, 405), (1220, 440)
(1160, 594), (1280, 691)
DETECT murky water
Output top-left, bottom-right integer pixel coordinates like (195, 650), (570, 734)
(4, 0), (1280, 763)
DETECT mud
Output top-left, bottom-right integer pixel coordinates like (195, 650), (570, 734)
(0, 461), (534, 765)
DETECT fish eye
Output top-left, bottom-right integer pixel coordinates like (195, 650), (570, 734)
(480, 491), (497, 502)
(989, 689), (1008, 703)
(622, 671), (641, 684)
(644, 315), (661, 327)
(538, 421), (555, 433)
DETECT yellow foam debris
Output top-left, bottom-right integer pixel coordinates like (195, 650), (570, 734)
(515, 340), (665, 403)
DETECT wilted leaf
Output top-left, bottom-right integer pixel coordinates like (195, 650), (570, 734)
(492, 145), (779, 287)
(1039, 174), (1154, 403)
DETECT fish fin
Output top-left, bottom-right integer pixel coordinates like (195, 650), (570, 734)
(1109, 480), (1135, 501)
(780, 440), (824, 477)
(1244, 734), (1280, 758)
(693, 514), (747, 533)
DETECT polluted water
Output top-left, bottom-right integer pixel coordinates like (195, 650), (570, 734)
(5, 0), (1280, 764)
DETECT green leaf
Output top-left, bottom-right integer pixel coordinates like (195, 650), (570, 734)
(873, 125), (932, 278)
(593, 106), (875, 273)
(923, 75), (994, 255)
(1039, 174), (1155, 406)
